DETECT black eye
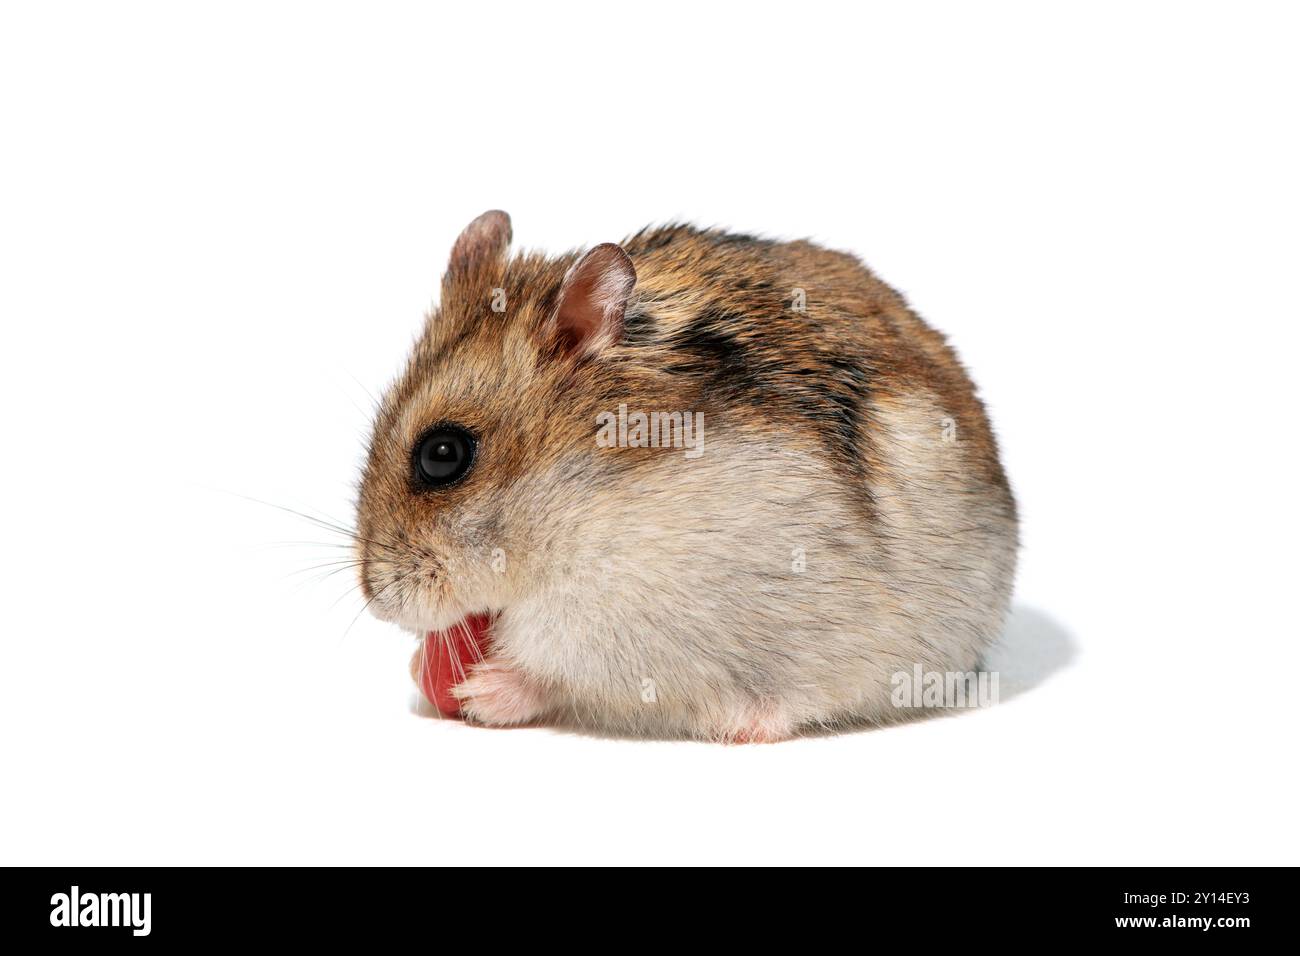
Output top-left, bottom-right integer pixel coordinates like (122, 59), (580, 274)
(413, 426), (475, 487)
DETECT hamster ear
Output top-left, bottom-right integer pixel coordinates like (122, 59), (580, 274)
(447, 210), (511, 273)
(550, 243), (636, 357)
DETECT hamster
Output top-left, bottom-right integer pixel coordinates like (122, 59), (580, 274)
(356, 211), (1018, 741)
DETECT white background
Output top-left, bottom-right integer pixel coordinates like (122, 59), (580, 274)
(2, 2), (1296, 865)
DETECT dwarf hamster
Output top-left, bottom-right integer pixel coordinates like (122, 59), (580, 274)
(356, 211), (1018, 741)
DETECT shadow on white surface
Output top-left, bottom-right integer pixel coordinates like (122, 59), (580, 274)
(982, 603), (1077, 701)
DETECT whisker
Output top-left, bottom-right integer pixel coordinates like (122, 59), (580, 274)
(286, 559), (365, 577)
(457, 617), (487, 667)
(231, 492), (418, 560)
(328, 581), (367, 612)
(342, 576), (400, 642)
(417, 631), (443, 720)
(441, 627), (467, 687)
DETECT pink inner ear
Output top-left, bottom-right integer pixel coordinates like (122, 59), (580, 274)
(554, 243), (636, 355)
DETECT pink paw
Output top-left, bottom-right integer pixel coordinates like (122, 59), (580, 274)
(718, 703), (794, 744)
(451, 662), (547, 727)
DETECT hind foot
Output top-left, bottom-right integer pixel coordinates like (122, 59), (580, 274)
(715, 702), (795, 744)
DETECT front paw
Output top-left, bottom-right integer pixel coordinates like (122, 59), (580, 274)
(451, 662), (547, 727)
